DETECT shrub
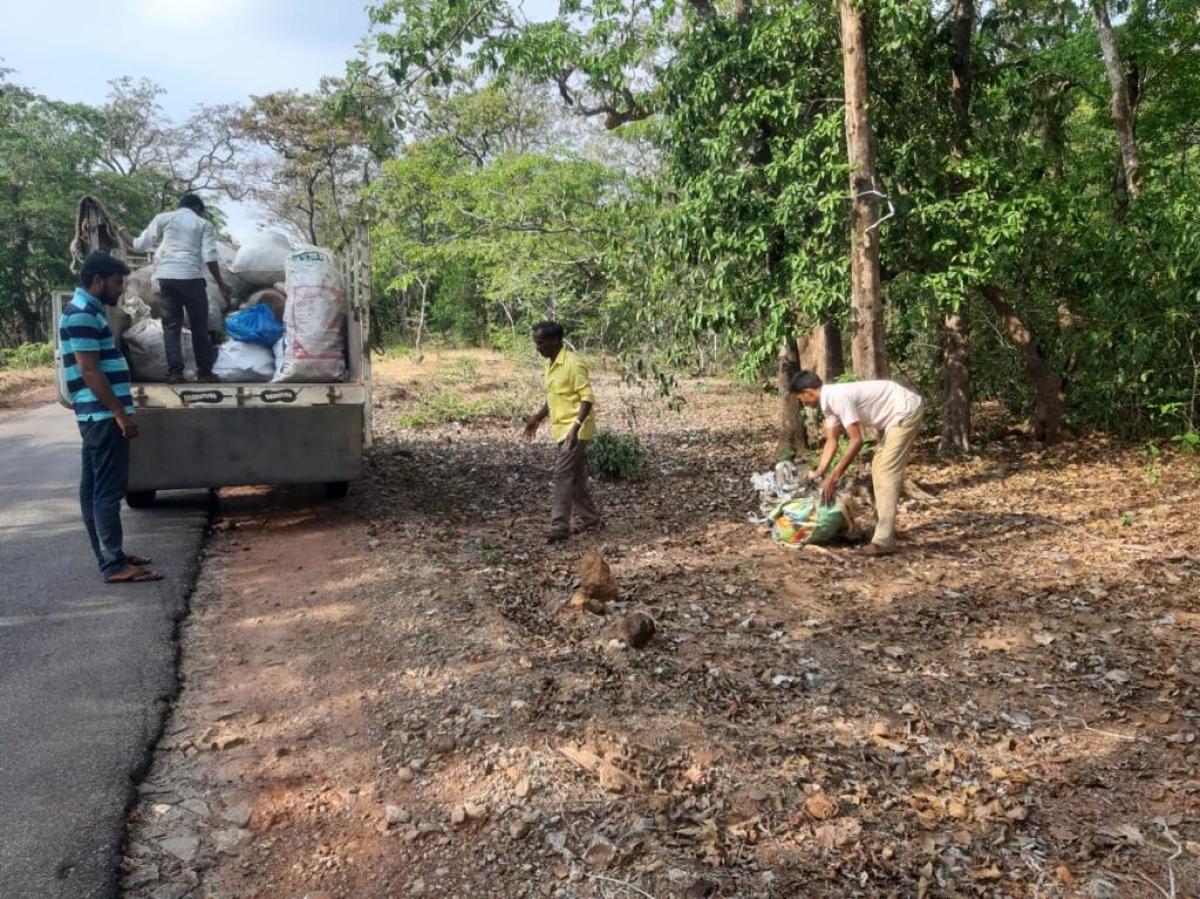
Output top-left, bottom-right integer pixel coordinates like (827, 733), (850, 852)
(0, 342), (53, 369)
(587, 430), (644, 481)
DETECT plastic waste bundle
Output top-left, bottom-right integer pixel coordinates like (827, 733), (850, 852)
(275, 246), (347, 382)
(225, 303), (284, 348)
(230, 231), (291, 288)
(123, 318), (197, 382)
(768, 495), (857, 548)
(212, 340), (275, 382)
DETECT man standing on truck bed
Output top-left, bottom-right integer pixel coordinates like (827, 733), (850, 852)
(119, 194), (231, 383)
(523, 321), (603, 544)
(59, 252), (161, 583)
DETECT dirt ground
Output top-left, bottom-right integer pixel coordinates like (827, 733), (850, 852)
(123, 349), (1199, 899)
(0, 366), (55, 421)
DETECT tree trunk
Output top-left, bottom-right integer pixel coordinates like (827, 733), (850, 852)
(10, 192), (44, 343)
(776, 339), (807, 461)
(1091, 0), (1141, 198)
(797, 321), (844, 382)
(838, 0), (887, 380)
(982, 286), (1065, 444)
(413, 277), (429, 362)
(940, 0), (974, 457)
(940, 309), (971, 455)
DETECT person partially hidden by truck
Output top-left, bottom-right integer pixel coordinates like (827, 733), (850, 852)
(59, 252), (162, 583)
(523, 321), (604, 544)
(118, 194), (230, 384)
(790, 371), (925, 556)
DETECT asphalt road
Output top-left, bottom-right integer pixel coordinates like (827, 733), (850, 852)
(0, 404), (209, 899)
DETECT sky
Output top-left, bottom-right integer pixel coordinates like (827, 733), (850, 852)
(2, 0), (376, 242)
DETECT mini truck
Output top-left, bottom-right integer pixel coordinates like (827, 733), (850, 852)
(54, 204), (372, 507)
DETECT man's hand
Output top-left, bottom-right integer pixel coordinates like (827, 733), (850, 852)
(116, 413), (139, 440)
(523, 415), (541, 441)
(820, 475), (838, 506)
(805, 469), (820, 483)
(564, 424), (580, 451)
(217, 280), (232, 302)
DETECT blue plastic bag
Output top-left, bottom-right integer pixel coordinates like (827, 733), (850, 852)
(225, 303), (284, 347)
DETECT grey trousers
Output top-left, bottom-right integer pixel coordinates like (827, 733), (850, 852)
(550, 439), (600, 537)
(158, 278), (215, 375)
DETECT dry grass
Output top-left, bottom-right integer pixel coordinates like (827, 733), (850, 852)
(0, 366), (55, 413)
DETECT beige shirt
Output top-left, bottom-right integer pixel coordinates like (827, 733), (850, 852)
(820, 380), (922, 433)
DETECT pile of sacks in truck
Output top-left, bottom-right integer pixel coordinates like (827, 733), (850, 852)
(115, 230), (349, 383)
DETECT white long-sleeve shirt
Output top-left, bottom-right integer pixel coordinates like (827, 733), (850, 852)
(131, 208), (219, 280)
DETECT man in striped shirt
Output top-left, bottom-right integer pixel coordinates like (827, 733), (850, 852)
(59, 252), (161, 583)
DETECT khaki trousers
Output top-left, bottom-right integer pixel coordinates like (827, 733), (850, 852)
(550, 439), (600, 537)
(870, 407), (924, 548)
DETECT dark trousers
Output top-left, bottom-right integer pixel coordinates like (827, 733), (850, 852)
(79, 418), (130, 577)
(158, 278), (215, 375)
(550, 439), (600, 537)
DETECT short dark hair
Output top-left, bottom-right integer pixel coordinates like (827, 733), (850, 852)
(79, 251), (131, 287)
(789, 370), (823, 393)
(179, 194), (205, 214)
(532, 320), (564, 341)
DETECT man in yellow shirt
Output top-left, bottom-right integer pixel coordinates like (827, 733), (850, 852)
(523, 321), (602, 543)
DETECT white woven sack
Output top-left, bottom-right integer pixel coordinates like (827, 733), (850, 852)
(123, 318), (197, 382)
(230, 231), (291, 288)
(213, 339), (274, 382)
(277, 247), (347, 382)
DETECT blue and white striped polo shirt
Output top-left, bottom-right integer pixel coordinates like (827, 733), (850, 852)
(58, 287), (134, 422)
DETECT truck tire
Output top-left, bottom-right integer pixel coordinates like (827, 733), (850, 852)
(126, 490), (157, 509)
(324, 481), (350, 500)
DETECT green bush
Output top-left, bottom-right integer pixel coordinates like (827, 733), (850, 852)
(587, 430), (644, 481)
(0, 342), (53, 369)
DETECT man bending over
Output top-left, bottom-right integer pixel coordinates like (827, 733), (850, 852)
(791, 371), (924, 556)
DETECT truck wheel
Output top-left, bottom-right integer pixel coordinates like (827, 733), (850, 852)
(126, 490), (157, 509)
(324, 481), (350, 500)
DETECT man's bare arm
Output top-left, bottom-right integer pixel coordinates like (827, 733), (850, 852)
(524, 402), (550, 439)
(563, 400), (593, 449)
(206, 261), (231, 300)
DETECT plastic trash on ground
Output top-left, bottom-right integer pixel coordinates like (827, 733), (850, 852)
(768, 496), (859, 548)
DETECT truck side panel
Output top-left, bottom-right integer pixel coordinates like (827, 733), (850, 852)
(127, 406), (363, 492)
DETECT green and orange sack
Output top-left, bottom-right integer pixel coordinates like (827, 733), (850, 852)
(768, 495), (861, 548)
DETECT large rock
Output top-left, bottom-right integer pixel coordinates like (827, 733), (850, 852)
(620, 611), (656, 649)
(577, 552), (618, 603)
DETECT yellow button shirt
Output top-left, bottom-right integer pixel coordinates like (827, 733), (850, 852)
(544, 347), (596, 443)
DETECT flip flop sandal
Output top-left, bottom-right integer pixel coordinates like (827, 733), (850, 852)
(105, 566), (164, 583)
(124, 555), (152, 566)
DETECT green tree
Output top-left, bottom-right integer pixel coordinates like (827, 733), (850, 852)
(238, 81), (377, 247)
(0, 73), (159, 343)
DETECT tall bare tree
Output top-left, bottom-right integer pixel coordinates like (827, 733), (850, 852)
(838, 0), (887, 379)
(93, 77), (245, 210)
(1090, 0), (1142, 198)
(940, 0), (975, 456)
